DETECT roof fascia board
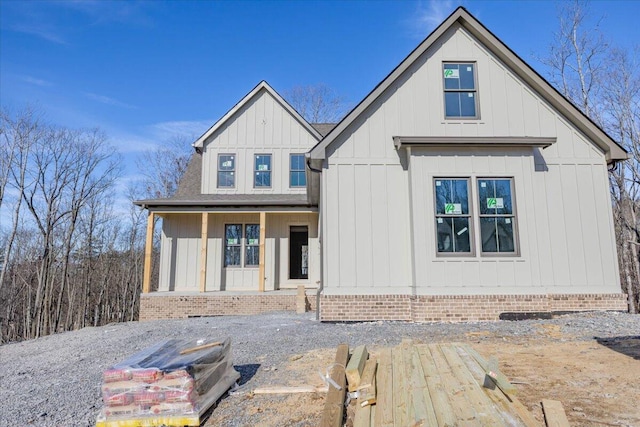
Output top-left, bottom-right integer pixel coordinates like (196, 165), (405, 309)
(194, 81), (321, 148)
(456, 16), (628, 162)
(308, 8), (465, 160)
(393, 136), (556, 150)
(309, 7), (628, 163)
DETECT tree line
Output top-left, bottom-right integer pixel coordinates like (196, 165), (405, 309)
(1, 1), (638, 343)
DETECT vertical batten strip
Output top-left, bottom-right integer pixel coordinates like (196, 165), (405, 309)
(200, 212), (209, 293)
(259, 211), (266, 292)
(143, 211), (155, 293)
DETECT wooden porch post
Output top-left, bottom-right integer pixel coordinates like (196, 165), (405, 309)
(199, 212), (208, 293)
(258, 211), (266, 292)
(142, 211), (155, 293)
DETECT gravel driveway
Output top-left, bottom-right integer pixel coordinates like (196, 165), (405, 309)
(0, 311), (638, 427)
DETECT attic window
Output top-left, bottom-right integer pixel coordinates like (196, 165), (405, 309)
(218, 154), (235, 188)
(443, 63), (478, 119)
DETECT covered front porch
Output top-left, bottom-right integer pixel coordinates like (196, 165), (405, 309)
(142, 208), (320, 295)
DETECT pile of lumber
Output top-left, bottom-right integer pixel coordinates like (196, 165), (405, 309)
(95, 338), (240, 427)
(320, 341), (568, 427)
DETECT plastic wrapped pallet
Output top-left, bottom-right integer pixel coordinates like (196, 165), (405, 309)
(96, 338), (240, 427)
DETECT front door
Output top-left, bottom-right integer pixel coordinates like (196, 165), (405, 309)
(289, 226), (308, 280)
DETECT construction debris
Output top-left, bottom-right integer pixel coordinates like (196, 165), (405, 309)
(95, 338), (240, 427)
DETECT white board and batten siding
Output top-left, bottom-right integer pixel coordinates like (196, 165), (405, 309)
(159, 212), (320, 292)
(200, 88), (318, 195)
(321, 23), (620, 296)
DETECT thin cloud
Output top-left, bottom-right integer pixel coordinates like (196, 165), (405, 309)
(408, 0), (457, 38)
(84, 92), (137, 110)
(10, 24), (68, 45)
(147, 120), (213, 140)
(21, 75), (53, 87)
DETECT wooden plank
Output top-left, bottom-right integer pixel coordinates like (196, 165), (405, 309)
(456, 345), (538, 427)
(180, 341), (222, 355)
(320, 343), (349, 427)
(142, 211), (154, 293)
(199, 212), (208, 293)
(542, 399), (570, 427)
(463, 344), (517, 398)
(258, 211), (266, 292)
(358, 358), (377, 406)
(346, 345), (368, 392)
(440, 344), (509, 425)
(374, 348), (394, 427)
(391, 347), (408, 427)
(428, 343), (477, 426)
(253, 385), (328, 394)
(416, 345), (458, 427)
(353, 399), (371, 427)
(404, 344), (438, 426)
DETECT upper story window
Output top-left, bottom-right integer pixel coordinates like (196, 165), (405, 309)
(290, 154), (306, 187)
(443, 63), (478, 119)
(254, 154), (272, 188)
(217, 154), (235, 188)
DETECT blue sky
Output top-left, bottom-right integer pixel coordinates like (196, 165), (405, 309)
(1, 0), (638, 211)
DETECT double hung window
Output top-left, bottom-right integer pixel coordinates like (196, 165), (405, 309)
(217, 154), (235, 188)
(254, 154), (272, 187)
(290, 154), (306, 187)
(443, 63), (478, 118)
(224, 224), (260, 267)
(434, 178), (472, 253)
(477, 179), (516, 253)
(434, 177), (518, 255)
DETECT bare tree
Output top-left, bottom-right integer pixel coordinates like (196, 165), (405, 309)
(542, 1), (640, 312)
(136, 135), (191, 199)
(284, 83), (347, 123)
(540, 0), (608, 119)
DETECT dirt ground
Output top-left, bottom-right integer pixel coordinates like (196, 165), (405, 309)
(206, 325), (640, 427)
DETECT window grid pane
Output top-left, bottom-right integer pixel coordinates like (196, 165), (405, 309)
(254, 155), (272, 187)
(224, 224), (242, 266)
(477, 179), (516, 253)
(290, 154), (306, 187)
(218, 154), (235, 188)
(443, 63), (477, 118)
(434, 178), (472, 254)
(245, 224), (260, 266)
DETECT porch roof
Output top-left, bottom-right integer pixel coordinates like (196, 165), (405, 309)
(134, 193), (316, 209)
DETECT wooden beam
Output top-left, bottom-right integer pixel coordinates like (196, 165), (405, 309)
(142, 211), (154, 293)
(320, 343), (349, 427)
(346, 345), (369, 392)
(542, 399), (570, 427)
(258, 211), (266, 292)
(199, 212), (208, 293)
(374, 348), (394, 427)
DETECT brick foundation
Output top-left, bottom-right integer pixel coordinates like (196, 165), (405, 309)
(319, 293), (628, 322)
(139, 292), (317, 321)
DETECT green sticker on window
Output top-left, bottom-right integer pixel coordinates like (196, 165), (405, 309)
(444, 69), (459, 78)
(444, 203), (462, 214)
(487, 198), (504, 209)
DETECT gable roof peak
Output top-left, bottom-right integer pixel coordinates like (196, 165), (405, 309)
(309, 4), (627, 163)
(193, 80), (322, 148)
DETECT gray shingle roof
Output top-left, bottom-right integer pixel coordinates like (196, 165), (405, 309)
(134, 152), (314, 208)
(311, 123), (337, 137)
